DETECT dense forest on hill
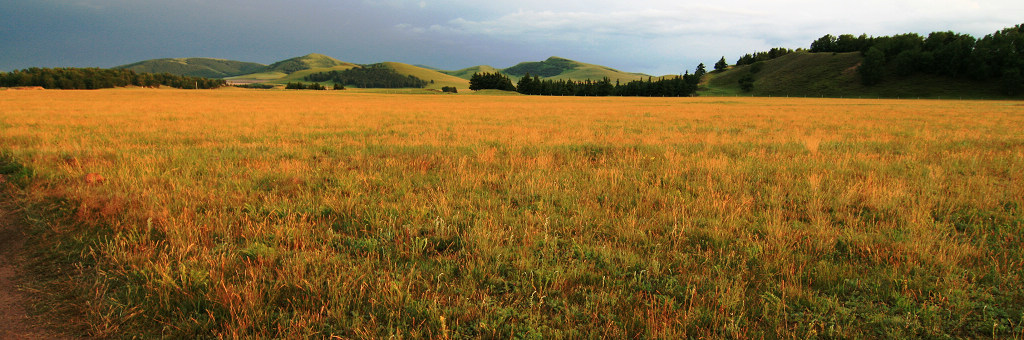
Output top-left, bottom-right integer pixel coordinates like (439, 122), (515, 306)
(807, 24), (1024, 93)
(304, 64), (428, 88)
(0, 67), (225, 89)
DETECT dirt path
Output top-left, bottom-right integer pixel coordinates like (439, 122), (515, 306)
(0, 200), (70, 340)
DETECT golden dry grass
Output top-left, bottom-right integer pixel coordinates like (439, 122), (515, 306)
(0, 88), (1022, 338)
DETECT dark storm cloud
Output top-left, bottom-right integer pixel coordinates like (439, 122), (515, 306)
(1, 0), (1021, 75)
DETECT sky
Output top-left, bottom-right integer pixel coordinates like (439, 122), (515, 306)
(1, 0), (1021, 75)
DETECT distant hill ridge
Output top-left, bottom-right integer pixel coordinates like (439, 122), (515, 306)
(118, 54), (654, 85)
(502, 56), (649, 81)
(115, 58), (267, 78)
(440, 57), (651, 82)
(265, 53), (355, 74)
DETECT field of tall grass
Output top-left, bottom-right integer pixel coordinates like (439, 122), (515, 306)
(1, 88), (1022, 338)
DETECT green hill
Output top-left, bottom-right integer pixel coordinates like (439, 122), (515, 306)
(502, 57), (650, 82)
(114, 58), (267, 78)
(227, 60), (469, 90)
(704, 51), (1012, 99)
(442, 65), (503, 80)
(378, 62), (470, 90)
(442, 57), (650, 83)
(117, 54), (652, 90)
(265, 53), (356, 74)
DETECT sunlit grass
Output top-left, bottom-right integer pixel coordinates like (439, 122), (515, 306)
(1, 88), (1022, 338)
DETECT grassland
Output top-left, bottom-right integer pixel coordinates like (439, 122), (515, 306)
(0, 89), (1022, 338)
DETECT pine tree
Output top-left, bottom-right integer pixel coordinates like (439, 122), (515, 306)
(714, 57), (728, 71)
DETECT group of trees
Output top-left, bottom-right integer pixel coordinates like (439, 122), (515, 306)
(285, 82), (327, 90)
(304, 64), (428, 88)
(232, 83), (275, 89)
(468, 72), (516, 91)
(515, 75), (615, 96)
(612, 74), (702, 97)
(0, 67), (225, 89)
(810, 34), (874, 53)
(735, 48), (795, 66)
(811, 24), (1024, 93)
(508, 67), (702, 97)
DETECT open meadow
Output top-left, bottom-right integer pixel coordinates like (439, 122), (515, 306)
(0, 88), (1022, 338)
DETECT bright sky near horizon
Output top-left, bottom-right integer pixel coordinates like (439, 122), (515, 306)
(0, 0), (1021, 75)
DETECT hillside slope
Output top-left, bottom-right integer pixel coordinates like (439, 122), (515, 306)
(705, 52), (1012, 99)
(442, 57), (650, 83)
(379, 62), (470, 90)
(502, 57), (649, 82)
(265, 53), (356, 74)
(115, 58), (267, 78)
(442, 65), (503, 80)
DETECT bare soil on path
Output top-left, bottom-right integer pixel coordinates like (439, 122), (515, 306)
(0, 199), (71, 340)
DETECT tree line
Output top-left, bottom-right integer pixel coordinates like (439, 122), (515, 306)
(734, 48), (795, 66)
(810, 24), (1024, 93)
(470, 65), (704, 97)
(285, 82), (328, 90)
(0, 67), (225, 89)
(468, 72), (516, 91)
(304, 64), (428, 88)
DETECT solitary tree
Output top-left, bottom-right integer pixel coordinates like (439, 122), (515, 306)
(714, 57), (728, 71)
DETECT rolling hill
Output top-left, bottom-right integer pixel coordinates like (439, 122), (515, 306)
(501, 56), (650, 82)
(222, 54), (359, 84)
(265, 53), (356, 74)
(377, 62), (470, 90)
(441, 65), (503, 80)
(704, 51), (1012, 99)
(224, 60), (468, 90)
(114, 58), (267, 78)
(116, 54), (651, 90)
(441, 57), (651, 83)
